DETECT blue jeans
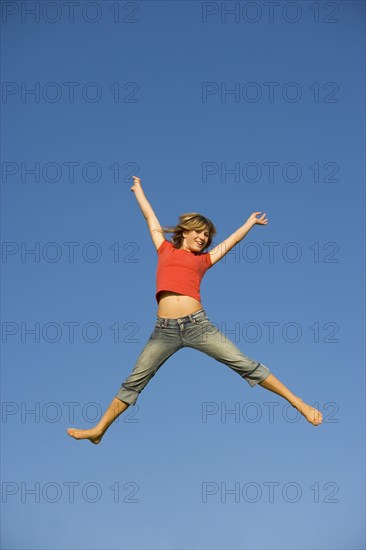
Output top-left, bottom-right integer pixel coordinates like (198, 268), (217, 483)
(115, 308), (271, 406)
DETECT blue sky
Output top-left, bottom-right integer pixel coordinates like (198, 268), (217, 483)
(1, 1), (365, 549)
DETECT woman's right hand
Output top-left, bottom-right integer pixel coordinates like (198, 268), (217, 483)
(131, 175), (142, 193)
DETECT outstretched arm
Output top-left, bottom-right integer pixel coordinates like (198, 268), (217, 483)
(130, 176), (165, 250)
(208, 212), (268, 266)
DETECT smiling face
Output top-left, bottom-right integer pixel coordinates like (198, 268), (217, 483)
(181, 227), (210, 253)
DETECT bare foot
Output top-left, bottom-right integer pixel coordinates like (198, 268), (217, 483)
(67, 427), (104, 444)
(291, 397), (323, 426)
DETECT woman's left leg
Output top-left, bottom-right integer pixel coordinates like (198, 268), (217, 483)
(257, 374), (322, 425)
(184, 316), (322, 426)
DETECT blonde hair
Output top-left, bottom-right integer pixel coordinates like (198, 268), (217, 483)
(161, 213), (216, 252)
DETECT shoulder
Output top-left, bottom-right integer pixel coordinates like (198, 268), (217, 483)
(201, 250), (213, 268)
(157, 239), (173, 253)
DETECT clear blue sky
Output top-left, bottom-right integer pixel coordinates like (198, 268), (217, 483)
(1, 1), (365, 549)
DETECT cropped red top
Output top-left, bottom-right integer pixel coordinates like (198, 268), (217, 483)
(156, 239), (213, 303)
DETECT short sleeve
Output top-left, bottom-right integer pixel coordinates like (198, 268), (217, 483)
(157, 240), (171, 254)
(202, 251), (212, 271)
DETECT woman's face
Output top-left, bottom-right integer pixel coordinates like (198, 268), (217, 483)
(181, 227), (210, 252)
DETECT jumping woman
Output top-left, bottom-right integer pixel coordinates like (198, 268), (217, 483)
(67, 176), (322, 444)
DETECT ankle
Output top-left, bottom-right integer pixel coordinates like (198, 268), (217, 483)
(289, 396), (303, 407)
(93, 425), (106, 436)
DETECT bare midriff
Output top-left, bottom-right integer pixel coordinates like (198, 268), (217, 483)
(157, 291), (204, 319)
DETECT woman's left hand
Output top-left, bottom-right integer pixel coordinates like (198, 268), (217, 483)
(248, 212), (268, 225)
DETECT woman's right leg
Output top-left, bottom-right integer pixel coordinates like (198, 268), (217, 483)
(67, 397), (129, 444)
(67, 322), (183, 444)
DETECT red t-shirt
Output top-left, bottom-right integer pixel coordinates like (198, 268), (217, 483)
(156, 239), (212, 303)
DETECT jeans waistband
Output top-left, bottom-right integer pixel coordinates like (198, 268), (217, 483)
(156, 308), (207, 327)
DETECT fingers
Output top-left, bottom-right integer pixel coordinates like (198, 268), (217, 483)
(253, 212), (267, 221)
(131, 175), (141, 190)
(253, 211), (268, 220)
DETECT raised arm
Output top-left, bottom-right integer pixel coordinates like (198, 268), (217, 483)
(208, 212), (268, 266)
(130, 176), (165, 250)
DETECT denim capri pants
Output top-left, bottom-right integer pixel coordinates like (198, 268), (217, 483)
(116, 308), (271, 406)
